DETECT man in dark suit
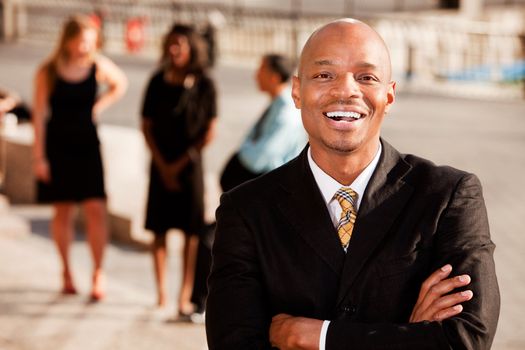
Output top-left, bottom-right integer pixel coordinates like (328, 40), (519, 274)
(206, 18), (499, 349)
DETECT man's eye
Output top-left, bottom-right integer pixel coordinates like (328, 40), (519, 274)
(358, 75), (377, 82)
(314, 73), (331, 79)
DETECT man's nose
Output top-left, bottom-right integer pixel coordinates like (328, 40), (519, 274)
(330, 73), (362, 99)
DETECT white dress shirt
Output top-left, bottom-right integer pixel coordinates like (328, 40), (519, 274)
(307, 143), (382, 350)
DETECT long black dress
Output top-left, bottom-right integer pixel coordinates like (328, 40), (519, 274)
(38, 64), (105, 202)
(142, 71), (216, 235)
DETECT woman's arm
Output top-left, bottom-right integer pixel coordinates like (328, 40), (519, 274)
(197, 117), (217, 150)
(93, 55), (128, 119)
(31, 66), (51, 182)
(141, 117), (168, 172)
(142, 116), (181, 191)
(163, 116), (218, 185)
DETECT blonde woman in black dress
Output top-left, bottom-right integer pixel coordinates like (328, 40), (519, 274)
(32, 15), (127, 300)
(141, 24), (217, 317)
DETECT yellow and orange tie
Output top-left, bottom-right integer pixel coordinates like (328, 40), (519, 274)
(333, 187), (358, 249)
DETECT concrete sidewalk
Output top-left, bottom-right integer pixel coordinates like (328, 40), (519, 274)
(0, 205), (208, 350)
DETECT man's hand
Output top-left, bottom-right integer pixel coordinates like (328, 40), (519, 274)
(410, 264), (473, 323)
(270, 314), (322, 350)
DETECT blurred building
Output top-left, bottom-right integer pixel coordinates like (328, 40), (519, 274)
(1, 0), (524, 98)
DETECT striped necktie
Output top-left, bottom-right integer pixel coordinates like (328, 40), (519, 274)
(333, 187), (358, 249)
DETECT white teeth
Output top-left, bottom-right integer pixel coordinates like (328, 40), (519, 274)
(326, 111), (362, 119)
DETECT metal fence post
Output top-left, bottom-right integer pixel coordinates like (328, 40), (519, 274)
(518, 32), (525, 98)
(1, 0), (15, 41)
(290, 0), (302, 61)
(1, 0), (26, 42)
(406, 44), (415, 83)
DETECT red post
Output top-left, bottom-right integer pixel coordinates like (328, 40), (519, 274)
(126, 17), (146, 53)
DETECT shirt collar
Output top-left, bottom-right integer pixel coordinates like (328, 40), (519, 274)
(307, 143), (382, 211)
(275, 86), (291, 102)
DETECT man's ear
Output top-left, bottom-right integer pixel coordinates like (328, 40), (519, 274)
(384, 81), (396, 114)
(291, 75), (301, 109)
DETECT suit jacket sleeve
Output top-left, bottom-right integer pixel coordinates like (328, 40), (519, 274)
(206, 192), (272, 350)
(326, 173), (500, 350)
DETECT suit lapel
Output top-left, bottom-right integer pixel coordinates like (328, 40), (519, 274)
(277, 148), (345, 276)
(336, 140), (414, 305)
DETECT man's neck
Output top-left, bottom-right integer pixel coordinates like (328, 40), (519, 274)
(310, 140), (380, 186)
(268, 83), (287, 99)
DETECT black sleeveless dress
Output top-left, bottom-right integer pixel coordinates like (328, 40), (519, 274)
(38, 64), (106, 202)
(141, 71), (217, 235)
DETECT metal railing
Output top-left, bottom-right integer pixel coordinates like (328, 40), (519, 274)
(374, 14), (525, 98)
(3, 0), (524, 99)
(13, 0), (336, 61)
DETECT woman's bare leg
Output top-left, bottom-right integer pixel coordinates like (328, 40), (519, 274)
(51, 202), (76, 294)
(152, 233), (168, 307)
(82, 198), (108, 300)
(177, 234), (199, 314)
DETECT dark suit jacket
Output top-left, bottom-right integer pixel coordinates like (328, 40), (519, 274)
(206, 140), (500, 350)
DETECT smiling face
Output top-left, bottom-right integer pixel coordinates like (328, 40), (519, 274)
(66, 28), (98, 61)
(169, 34), (191, 69)
(292, 19), (395, 162)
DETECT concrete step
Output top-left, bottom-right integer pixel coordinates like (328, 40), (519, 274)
(0, 194), (9, 215)
(0, 194), (31, 238)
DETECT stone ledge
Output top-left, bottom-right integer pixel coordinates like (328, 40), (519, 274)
(0, 213), (31, 238)
(0, 195), (30, 238)
(0, 124), (152, 246)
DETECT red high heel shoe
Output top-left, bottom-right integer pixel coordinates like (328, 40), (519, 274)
(61, 272), (77, 295)
(61, 285), (78, 295)
(90, 272), (105, 301)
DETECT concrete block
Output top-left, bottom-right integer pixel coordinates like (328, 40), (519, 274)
(0, 194), (9, 214)
(98, 125), (152, 246)
(0, 123), (35, 203)
(0, 123), (153, 246)
(0, 195), (30, 238)
(0, 212), (30, 238)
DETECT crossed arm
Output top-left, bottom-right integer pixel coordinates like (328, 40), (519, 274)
(270, 264), (473, 350)
(270, 174), (499, 350)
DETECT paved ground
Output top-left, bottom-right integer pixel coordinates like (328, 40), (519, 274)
(1, 41), (525, 349)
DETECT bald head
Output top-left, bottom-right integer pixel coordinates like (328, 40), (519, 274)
(290, 17), (396, 168)
(298, 18), (392, 81)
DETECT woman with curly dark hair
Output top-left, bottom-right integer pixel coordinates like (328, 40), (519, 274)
(141, 23), (217, 318)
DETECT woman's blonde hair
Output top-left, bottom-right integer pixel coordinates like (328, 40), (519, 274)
(44, 14), (101, 91)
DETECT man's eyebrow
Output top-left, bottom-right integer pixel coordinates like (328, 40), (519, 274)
(314, 59), (336, 66)
(356, 61), (378, 70)
(313, 60), (379, 70)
